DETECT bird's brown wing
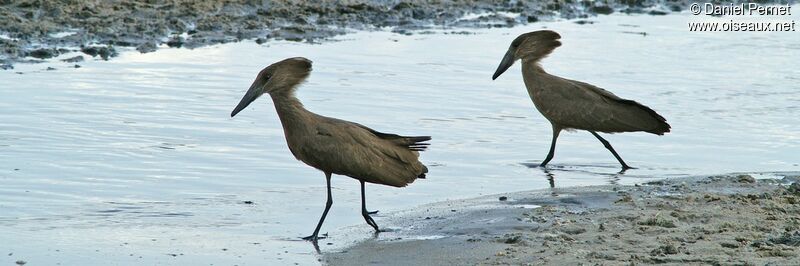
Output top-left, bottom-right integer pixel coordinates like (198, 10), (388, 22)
(295, 116), (428, 187)
(538, 76), (670, 134)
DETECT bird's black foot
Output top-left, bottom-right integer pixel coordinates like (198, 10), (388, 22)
(362, 213), (380, 232)
(301, 233), (327, 242)
(364, 218), (380, 232)
(370, 228), (389, 237)
(367, 210), (379, 215)
(618, 165), (636, 174)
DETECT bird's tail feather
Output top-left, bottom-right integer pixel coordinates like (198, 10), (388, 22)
(404, 136), (431, 151)
(360, 126), (432, 151)
(617, 99), (671, 135)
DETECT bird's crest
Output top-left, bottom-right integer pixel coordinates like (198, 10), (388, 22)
(512, 30), (562, 62)
(265, 57), (313, 95)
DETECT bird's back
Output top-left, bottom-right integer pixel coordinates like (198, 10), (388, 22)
(523, 69), (670, 135)
(286, 114), (429, 187)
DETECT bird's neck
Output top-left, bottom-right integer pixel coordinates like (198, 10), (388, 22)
(270, 91), (312, 131)
(521, 58), (546, 74)
(521, 59), (548, 92)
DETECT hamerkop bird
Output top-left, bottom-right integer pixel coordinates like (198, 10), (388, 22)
(492, 30), (670, 170)
(230, 57), (430, 242)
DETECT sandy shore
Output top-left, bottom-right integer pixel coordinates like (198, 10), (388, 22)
(323, 174), (800, 265)
(0, 0), (751, 69)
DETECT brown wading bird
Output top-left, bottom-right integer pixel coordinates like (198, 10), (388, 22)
(230, 57), (430, 242)
(492, 30), (670, 170)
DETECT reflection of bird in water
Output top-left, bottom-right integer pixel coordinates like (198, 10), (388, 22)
(231, 57), (430, 242)
(542, 168), (556, 189)
(539, 166), (623, 190)
(607, 175), (621, 186)
(492, 30), (670, 170)
(543, 169), (558, 196)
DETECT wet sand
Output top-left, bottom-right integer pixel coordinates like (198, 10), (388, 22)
(324, 174), (800, 265)
(0, 0), (745, 69)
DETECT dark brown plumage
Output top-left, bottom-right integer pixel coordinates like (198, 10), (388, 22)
(492, 30), (670, 169)
(231, 57), (430, 242)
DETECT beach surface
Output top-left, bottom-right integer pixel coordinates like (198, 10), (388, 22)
(324, 174), (800, 265)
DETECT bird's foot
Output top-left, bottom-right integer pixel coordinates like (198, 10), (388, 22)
(367, 227), (390, 238)
(370, 230), (382, 238)
(618, 165), (636, 174)
(376, 227), (399, 233)
(301, 233), (327, 242)
(363, 217), (380, 232)
(367, 210), (379, 215)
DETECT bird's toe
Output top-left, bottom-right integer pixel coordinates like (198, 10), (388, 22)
(301, 233), (327, 242)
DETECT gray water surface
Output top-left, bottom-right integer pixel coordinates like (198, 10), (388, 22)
(2, 11), (799, 265)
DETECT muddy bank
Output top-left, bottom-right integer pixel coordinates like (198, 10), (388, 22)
(2, 0), (786, 69)
(323, 174), (800, 265)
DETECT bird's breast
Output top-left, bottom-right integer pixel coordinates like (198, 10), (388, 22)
(522, 74), (559, 121)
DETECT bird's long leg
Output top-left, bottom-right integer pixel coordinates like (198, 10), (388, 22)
(360, 181), (380, 232)
(589, 131), (634, 170)
(540, 126), (561, 167)
(302, 172), (334, 242)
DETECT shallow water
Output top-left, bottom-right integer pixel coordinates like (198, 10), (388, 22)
(2, 10), (799, 265)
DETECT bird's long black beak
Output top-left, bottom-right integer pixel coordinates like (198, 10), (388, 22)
(492, 48), (516, 80)
(231, 80), (264, 117)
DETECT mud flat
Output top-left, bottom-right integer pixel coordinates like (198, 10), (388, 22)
(323, 174), (800, 265)
(5, 0), (790, 69)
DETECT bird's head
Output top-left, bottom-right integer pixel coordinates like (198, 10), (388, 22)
(492, 30), (561, 80)
(231, 57), (312, 117)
